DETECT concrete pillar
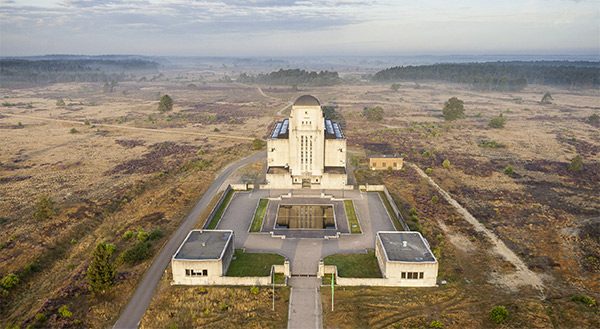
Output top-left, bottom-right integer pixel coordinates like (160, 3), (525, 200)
(284, 260), (290, 277)
(318, 260), (325, 278)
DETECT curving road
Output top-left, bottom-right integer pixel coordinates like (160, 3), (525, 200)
(113, 150), (266, 329)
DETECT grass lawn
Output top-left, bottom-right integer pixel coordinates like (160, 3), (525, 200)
(322, 273), (336, 285)
(273, 273), (286, 284)
(344, 200), (361, 234)
(206, 188), (234, 229)
(323, 250), (383, 278)
(378, 191), (403, 230)
(250, 199), (269, 232)
(227, 249), (285, 277)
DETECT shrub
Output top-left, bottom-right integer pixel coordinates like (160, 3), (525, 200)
(425, 168), (432, 174)
(123, 231), (134, 240)
(34, 194), (56, 220)
(252, 138), (265, 150)
(137, 231), (149, 242)
(4, 323), (19, 329)
(409, 208), (417, 216)
(56, 98), (66, 107)
(541, 92), (553, 104)
(120, 241), (151, 264)
(431, 195), (439, 202)
(569, 155), (583, 172)
(84, 119), (90, 125)
(69, 128), (78, 134)
(35, 313), (47, 322)
(58, 305), (72, 318)
(148, 229), (163, 240)
(250, 286), (259, 295)
(442, 159), (450, 168)
(430, 320), (443, 328)
(1, 273), (19, 289)
(488, 114), (506, 128)
(17, 122), (23, 127)
(571, 295), (596, 307)
(588, 113), (599, 122)
(504, 166), (514, 175)
(478, 140), (505, 148)
(489, 305), (508, 324)
(24, 263), (40, 274)
(213, 128), (220, 132)
(422, 150), (432, 158)
(363, 106), (384, 122)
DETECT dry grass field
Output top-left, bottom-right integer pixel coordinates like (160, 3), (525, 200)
(1, 69), (598, 328)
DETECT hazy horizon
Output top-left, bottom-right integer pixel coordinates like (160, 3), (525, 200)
(1, 0), (599, 57)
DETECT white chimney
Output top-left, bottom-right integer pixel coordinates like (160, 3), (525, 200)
(402, 241), (408, 248)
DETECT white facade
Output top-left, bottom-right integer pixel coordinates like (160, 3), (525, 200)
(267, 95), (347, 189)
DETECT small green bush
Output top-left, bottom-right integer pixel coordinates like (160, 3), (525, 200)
(504, 166), (514, 175)
(34, 194), (56, 220)
(137, 231), (149, 242)
(148, 229), (163, 240)
(571, 295), (596, 307)
(489, 305), (508, 324)
(250, 286), (259, 295)
(84, 119), (90, 125)
(425, 168), (432, 174)
(430, 320), (443, 328)
(431, 195), (439, 202)
(252, 138), (265, 150)
(1, 273), (20, 289)
(488, 114), (506, 128)
(4, 323), (19, 329)
(442, 159), (450, 168)
(24, 263), (40, 274)
(422, 150), (432, 158)
(0, 242), (6, 249)
(569, 155), (583, 172)
(588, 113), (599, 122)
(35, 313), (47, 322)
(120, 241), (151, 264)
(123, 231), (134, 240)
(69, 128), (78, 134)
(58, 305), (72, 318)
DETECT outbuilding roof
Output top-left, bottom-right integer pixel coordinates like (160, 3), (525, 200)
(377, 231), (436, 262)
(173, 230), (233, 260)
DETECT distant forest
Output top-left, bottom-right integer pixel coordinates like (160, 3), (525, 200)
(0, 59), (159, 84)
(371, 61), (600, 91)
(237, 69), (342, 86)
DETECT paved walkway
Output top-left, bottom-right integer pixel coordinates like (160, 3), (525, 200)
(287, 277), (323, 329)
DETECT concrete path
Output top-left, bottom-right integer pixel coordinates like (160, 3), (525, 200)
(113, 150), (266, 329)
(287, 277), (322, 329)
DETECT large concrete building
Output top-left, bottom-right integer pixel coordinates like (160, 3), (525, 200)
(171, 230), (234, 285)
(375, 231), (438, 287)
(267, 95), (347, 189)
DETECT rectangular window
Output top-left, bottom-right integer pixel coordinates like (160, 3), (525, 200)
(413, 272), (418, 279)
(393, 162), (397, 167)
(407, 272), (413, 279)
(382, 162), (386, 167)
(401, 272), (406, 279)
(372, 162), (376, 167)
(186, 269), (191, 276)
(203, 269), (208, 276)
(419, 272), (424, 279)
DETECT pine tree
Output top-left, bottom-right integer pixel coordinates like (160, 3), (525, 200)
(87, 242), (116, 293)
(158, 94), (173, 113)
(34, 194), (56, 220)
(442, 97), (465, 121)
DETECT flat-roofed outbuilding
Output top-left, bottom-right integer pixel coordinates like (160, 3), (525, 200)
(376, 231), (438, 286)
(172, 230), (235, 285)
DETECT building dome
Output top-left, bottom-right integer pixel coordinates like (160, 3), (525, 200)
(293, 95), (320, 107)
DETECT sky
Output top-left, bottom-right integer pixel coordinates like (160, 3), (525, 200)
(0, 0), (598, 57)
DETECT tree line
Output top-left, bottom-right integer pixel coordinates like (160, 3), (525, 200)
(371, 61), (599, 90)
(0, 59), (158, 84)
(237, 69), (342, 86)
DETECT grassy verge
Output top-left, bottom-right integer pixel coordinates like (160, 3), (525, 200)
(227, 249), (285, 277)
(250, 199), (269, 232)
(322, 273), (336, 285)
(323, 250), (382, 278)
(378, 191), (403, 230)
(344, 200), (361, 234)
(273, 273), (286, 284)
(206, 188), (234, 229)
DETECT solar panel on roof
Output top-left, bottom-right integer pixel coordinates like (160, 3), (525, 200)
(271, 122), (282, 138)
(333, 122), (343, 138)
(325, 119), (334, 134)
(280, 119), (289, 135)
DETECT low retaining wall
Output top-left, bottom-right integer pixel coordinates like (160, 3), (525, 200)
(382, 186), (410, 231)
(173, 263), (290, 286)
(202, 185), (233, 229)
(230, 183), (248, 190)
